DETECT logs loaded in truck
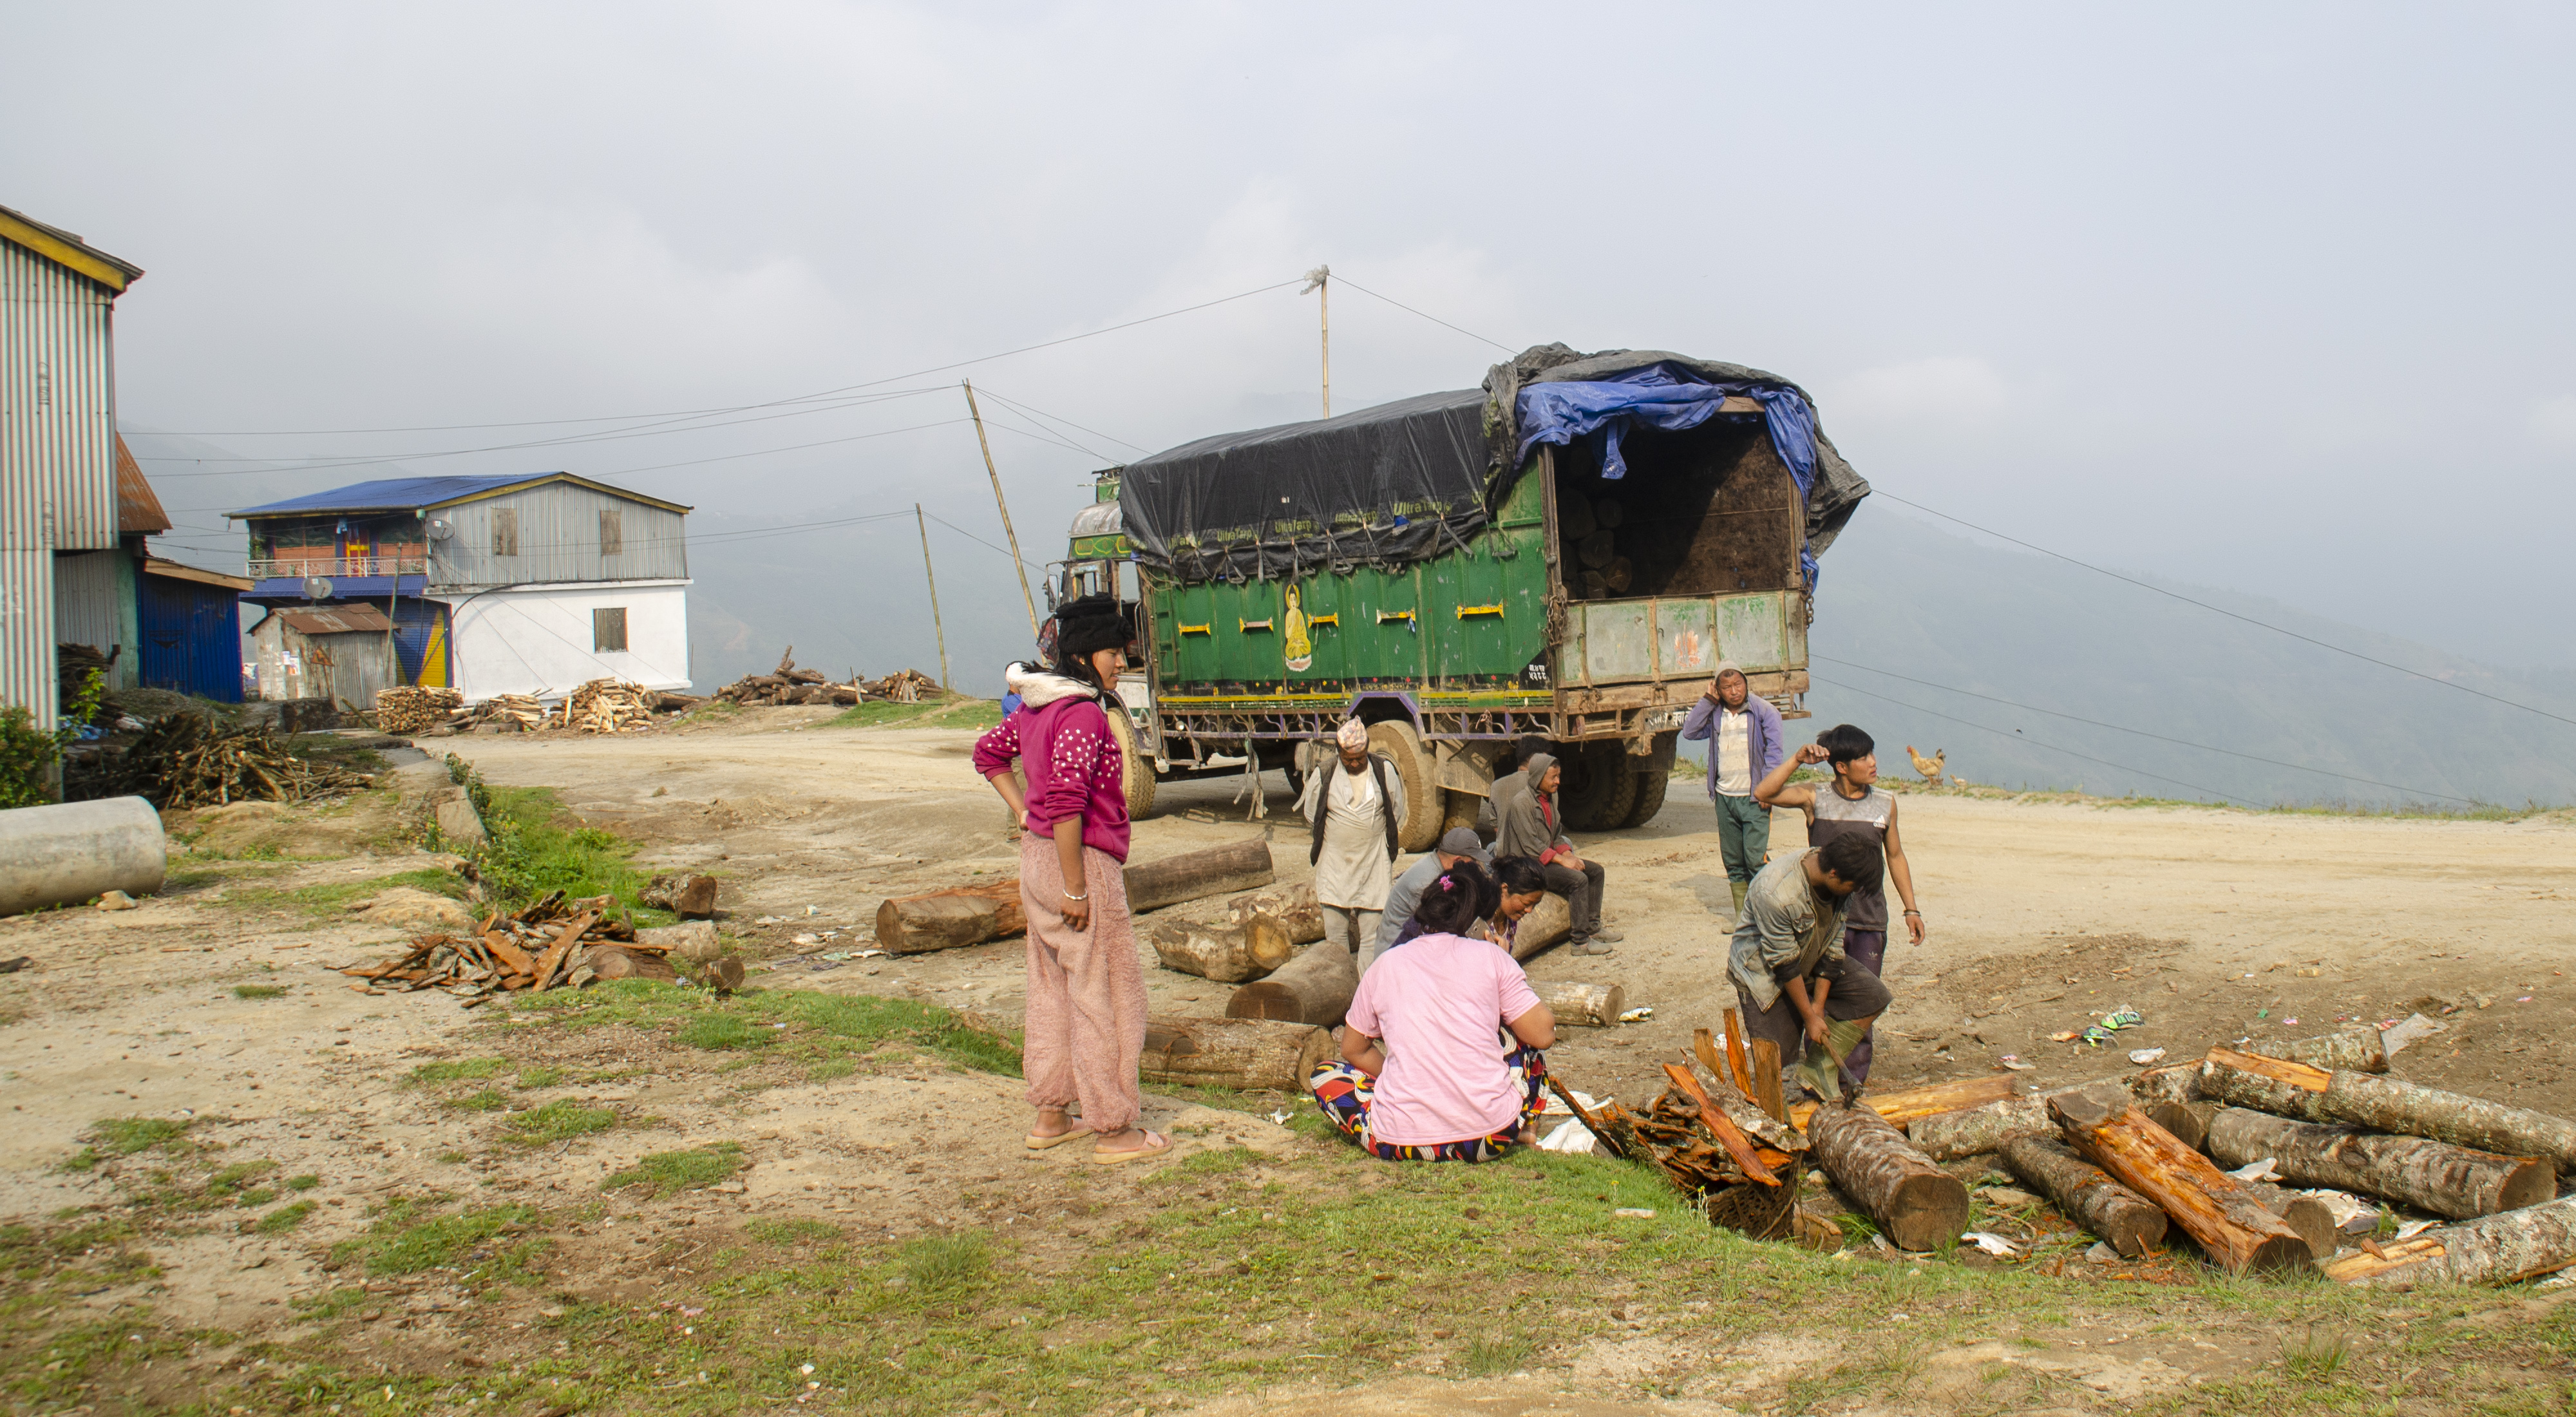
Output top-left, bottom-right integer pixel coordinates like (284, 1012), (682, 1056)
(1046, 343), (1871, 842)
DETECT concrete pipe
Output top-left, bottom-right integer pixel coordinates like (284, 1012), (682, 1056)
(0, 796), (167, 917)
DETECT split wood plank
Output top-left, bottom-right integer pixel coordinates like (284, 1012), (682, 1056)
(1661, 1063), (1779, 1186)
(1789, 1075), (2019, 1134)
(2049, 1083), (2313, 1276)
(2000, 1134), (2168, 1259)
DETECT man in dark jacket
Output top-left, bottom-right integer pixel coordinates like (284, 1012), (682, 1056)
(1493, 752), (1617, 955)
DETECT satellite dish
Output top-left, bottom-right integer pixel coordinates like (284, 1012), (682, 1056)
(302, 576), (334, 602)
(426, 517), (455, 542)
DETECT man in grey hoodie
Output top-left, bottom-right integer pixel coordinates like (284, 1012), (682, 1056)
(1679, 660), (1784, 923)
(1493, 752), (1617, 954)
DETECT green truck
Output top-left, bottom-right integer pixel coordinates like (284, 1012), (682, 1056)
(1048, 345), (1870, 848)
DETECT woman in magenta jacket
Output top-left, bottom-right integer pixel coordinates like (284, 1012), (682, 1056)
(972, 596), (1168, 1165)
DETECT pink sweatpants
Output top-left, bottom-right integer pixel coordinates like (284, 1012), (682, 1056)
(1019, 835), (1148, 1134)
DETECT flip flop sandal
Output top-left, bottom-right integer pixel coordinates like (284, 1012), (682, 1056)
(1025, 1129), (1088, 1152)
(1092, 1131), (1173, 1166)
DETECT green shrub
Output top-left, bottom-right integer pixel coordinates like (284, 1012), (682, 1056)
(603, 1143), (743, 1196)
(0, 670), (100, 808)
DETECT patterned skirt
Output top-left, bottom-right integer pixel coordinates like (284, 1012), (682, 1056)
(1307, 1044), (1549, 1163)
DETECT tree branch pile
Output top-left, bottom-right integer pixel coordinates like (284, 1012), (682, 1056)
(336, 891), (675, 1005)
(90, 712), (374, 807)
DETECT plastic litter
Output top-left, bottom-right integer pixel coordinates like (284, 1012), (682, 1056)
(1960, 1232), (2022, 1258)
(2128, 1047), (2167, 1066)
(1612, 1207), (1656, 1219)
(2380, 1013), (2446, 1056)
(1538, 1118), (1599, 1154)
(2047, 1030), (2079, 1043)
(1999, 1057), (2035, 1071)
(1616, 1007), (1654, 1023)
(2086, 1241), (2119, 1262)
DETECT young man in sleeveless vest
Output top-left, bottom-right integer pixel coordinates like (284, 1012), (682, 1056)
(1754, 723), (1924, 1083)
(1297, 718), (1405, 969)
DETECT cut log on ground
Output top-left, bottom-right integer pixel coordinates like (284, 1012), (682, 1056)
(1790, 1075), (2020, 1134)
(2049, 1083), (2315, 1276)
(2128, 1060), (2208, 1110)
(2204, 1047), (2576, 1176)
(1911, 1087), (2084, 1163)
(871, 840), (1280, 955)
(671, 874), (718, 919)
(2240, 1177), (2340, 1260)
(1508, 891), (1572, 962)
(2203, 1105), (2554, 1220)
(1147, 915), (1296, 984)
(1219, 882), (1323, 946)
(2000, 1135), (2168, 1259)
(587, 945), (677, 982)
(1139, 1016), (1336, 1092)
(1124, 839), (1274, 913)
(2239, 1027), (2387, 1074)
(1808, 1103), (1970, 1252)
(876, 889), (1012, 955)
(2147, 1099), (2221, 1152)
(2324, 1195), (2576, 1289)
(1226, 940), (1358, 1026)
(1541, 982), (1627, 1027)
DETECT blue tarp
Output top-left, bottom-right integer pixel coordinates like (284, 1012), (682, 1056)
(1513, 362), (1826, 587)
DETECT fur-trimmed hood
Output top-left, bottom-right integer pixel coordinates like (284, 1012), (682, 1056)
(1004, 661), (1099, 709)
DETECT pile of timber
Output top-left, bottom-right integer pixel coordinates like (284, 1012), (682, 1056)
(448, 694), (547, 731)
(863, 667), (943, 702)
(1558, 1054), (1804, 1241)
(553, 678), (654, 733)
(373, 686), (463, 734)
(336, 891), (680, 1004)
(714, 648), (869, 708)
(95, 712), (374, 808)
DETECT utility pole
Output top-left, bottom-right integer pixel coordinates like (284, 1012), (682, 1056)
(961, 379), (1041, 638)
(1303, 265), (1331, 416)
(914, 502), (951, 691)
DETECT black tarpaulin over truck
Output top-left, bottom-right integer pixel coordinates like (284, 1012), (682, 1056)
(1117, 343), (1871, 585)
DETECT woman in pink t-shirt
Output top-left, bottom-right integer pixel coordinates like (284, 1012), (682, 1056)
(1308, 865), (1558, 1163)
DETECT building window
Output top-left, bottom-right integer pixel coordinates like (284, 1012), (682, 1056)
(599, 508), (623, 556)
(593, 607), (628, 653)
(492, 508), (519, 556)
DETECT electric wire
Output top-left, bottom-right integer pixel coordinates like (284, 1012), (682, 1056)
(1809, 672), (2261, 807)
(1814, 654), (2483, 804)
(969, 386), (1153, 455)
(1328, 275), (1517, 353)
(1875, 491), (2576, 732)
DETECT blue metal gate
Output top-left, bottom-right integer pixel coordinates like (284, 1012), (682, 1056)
(140, 574), (245, 702)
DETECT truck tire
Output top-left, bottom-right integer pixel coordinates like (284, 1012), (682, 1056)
(1559, 741), (1638, 832)
(1106, 707), (1157, 821)
(1366, 719), (1444, 853)
(1623, 761), (1671, 828)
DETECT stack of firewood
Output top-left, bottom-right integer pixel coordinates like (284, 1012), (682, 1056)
(439, 694), (547, 731)
(1566, 1011), (2576, 1289)
(336, 890), (676, 1004)
(554, 678), (654, 733)
(713, 648), (866, 707)
(862, 667), (943, 702)
(374, 687), (464, 734)
(92, 712), (373, 808)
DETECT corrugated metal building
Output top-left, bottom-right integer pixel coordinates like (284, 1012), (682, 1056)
(230, 472), (692, 702)
(139, 559), (252, 701)
(49, 433), (246, 698)
(247, 603), (397, 707)
(1, 205), (143, 731)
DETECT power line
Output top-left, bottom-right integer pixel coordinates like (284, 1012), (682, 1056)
(923, 509), (1046, 573)
(1808, 672), (2260, 806)
(971, 386), (1152, 455)
(1875, 490), (2576, 732)
(122, 276), (1302, 457)
(1814, 654), (2483, 805)
(1329, 274), (1516, 353)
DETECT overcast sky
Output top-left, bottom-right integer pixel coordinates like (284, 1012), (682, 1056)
(12, 3), (2575, 689)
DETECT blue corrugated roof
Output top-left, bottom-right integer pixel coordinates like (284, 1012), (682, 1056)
(227, 471), (691, 518)
(229, 475), (551, 518)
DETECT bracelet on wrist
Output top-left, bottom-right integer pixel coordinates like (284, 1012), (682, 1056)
(1903, 909), (1921, 917)
(1063, 891), (1088, 902)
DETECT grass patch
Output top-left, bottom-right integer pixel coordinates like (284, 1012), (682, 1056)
(448, 1089), (508, 1112)
(1459, 1333), (1536, 1377)
(822, 698), (1001, 730)
(512, 980), (1023, 1083)
(231, 866), (466, 917)
(515, 1065), (564, 1089)
(408, 1056), (507, 1084)
(475, 782), (666, 915)
(676, 1013), (782, 1051)
(900, 1232), (990, 1289)
(231, 984), (289, 1000)
(505, 1099), (616, 1145)
(253, 1200), (316, 1233)
(330, 1197), (545, 1277)
(64, 1116), (192, 1169)
(285, 1174), (321, 1191)
(603, 1143), (744, 1197)
(744, 1217), (838, 1245)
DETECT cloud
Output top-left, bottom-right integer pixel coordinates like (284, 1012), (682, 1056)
(2527, 394), (2576, 449)
(1824, 356), (2012, 430)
